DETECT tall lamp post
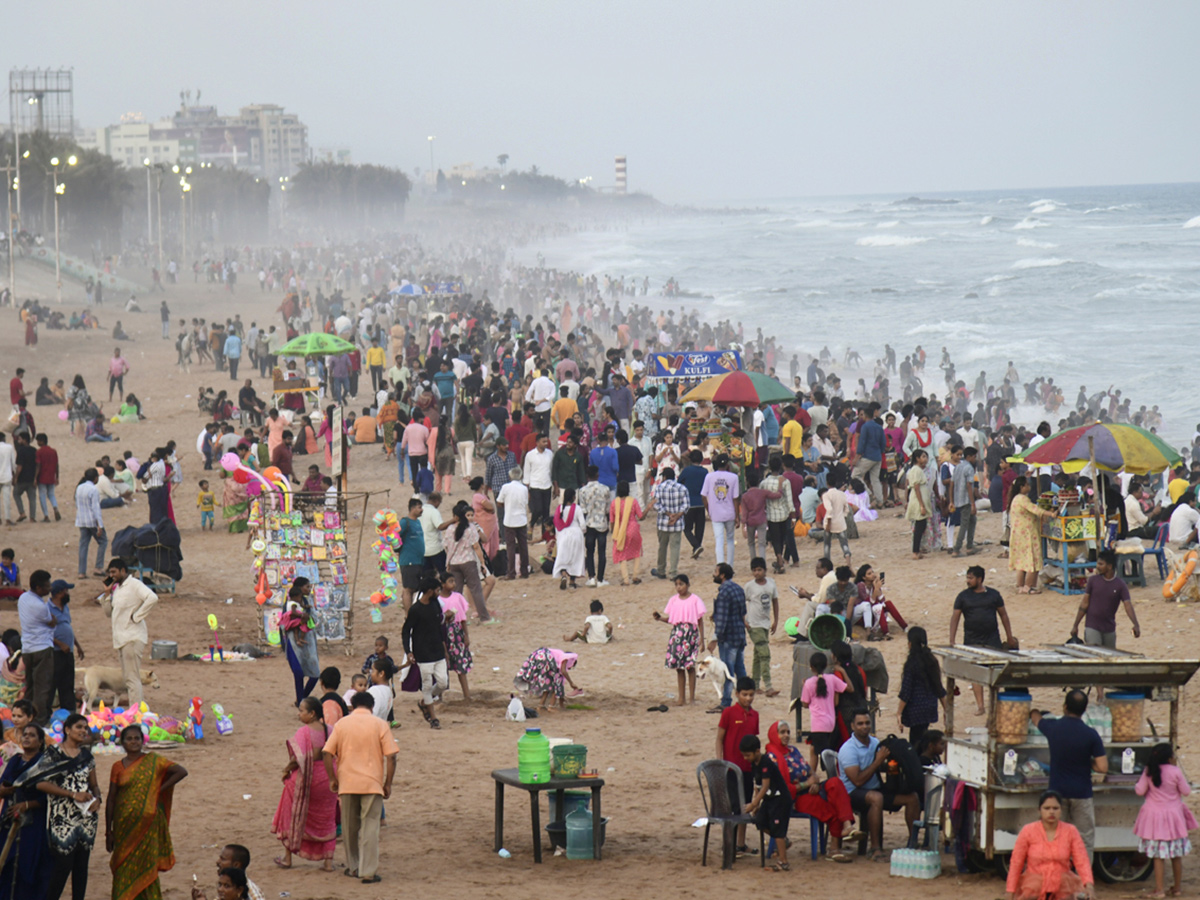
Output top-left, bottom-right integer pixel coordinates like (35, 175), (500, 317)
(48, 155), (77, 304)
(2, 157), (15, 306)
(173, 164), (192, 264)
(427, 135), (436, 179)
(142, 158), (153, 244)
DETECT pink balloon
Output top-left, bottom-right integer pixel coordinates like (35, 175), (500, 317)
(220, 452), (240, 473)
(58, 410), (69, 421)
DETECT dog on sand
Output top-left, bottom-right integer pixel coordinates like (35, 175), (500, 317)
(82, 666), (160, 709)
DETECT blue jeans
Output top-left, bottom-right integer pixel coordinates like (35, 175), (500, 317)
(333, 376), (350, 403)
(396, 448), (410, 483)
(718, 641), (746, 707)
(37, 484), (57, 517)
(713, 520), (736, 565)
(99, 497), (124, 509)
(78, 527), (107, 576)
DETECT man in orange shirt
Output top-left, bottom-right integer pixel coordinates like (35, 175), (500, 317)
(353, 407), (378, 445)
(323, 691), (399, 884)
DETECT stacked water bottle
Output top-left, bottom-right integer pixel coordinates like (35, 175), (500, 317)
(889, 848), (941, 879)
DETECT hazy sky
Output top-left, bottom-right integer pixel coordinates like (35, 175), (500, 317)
(5, 1), (1198, 203)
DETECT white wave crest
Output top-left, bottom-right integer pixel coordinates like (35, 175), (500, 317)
(1013, 217), (1050, 230)
(982, 274), (1016, 284)
(876, 220), (900, 229)
(855, 235), (930, 247)
(1029, 198), (1060, 208)
(1016, 237), (1058, 249)
(1184, 215), (1200, 229)
(1030, 203), (1059, 214)
(980, 216), (995, 225)
(1011, 257), (1072, 270)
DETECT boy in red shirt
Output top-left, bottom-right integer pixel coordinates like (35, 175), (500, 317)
(716, 676), (759, 855)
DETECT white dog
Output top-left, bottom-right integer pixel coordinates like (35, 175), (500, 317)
(695, 655), (732, 701)
(82, 666), (160, 709)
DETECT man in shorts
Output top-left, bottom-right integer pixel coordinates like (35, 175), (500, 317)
(837, 709), (919, 861)
(1070, 549), (1139, 649)
(949, 566), (1016, 715)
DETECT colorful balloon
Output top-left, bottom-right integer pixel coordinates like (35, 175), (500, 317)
(262, 466), (282, 483)
(233, 468), (251, 484)
(220, 452), (240, 473)
(58, 410), (69, 421)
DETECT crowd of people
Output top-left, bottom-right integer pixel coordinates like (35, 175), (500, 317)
(0, 219), (1195, 897)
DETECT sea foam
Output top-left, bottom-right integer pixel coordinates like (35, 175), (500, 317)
(1184, 215), (1200, 229)
(1011, 257), (1072, 270)
(855, 235), (929, 247)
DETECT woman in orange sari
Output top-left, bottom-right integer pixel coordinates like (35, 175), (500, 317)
(106, 724), (188, 900)
(270, 697), (337, 871)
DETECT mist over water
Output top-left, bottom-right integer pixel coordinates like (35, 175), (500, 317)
(519, 183), (1200, 449)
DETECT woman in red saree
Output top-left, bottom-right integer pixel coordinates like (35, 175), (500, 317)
(270, 697), (337, 871)
(765, 720), (860, 862)
(106, 724), (188, 900)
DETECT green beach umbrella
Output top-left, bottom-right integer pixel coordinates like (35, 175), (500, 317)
(276, 333), (357, 357)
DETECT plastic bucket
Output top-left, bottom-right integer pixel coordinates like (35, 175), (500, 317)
(807, 613), (847, 651)
(551, 744), (588, 778)
(548, 790), (590, 823)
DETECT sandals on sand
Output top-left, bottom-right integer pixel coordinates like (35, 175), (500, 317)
(770, 861), (790, 871)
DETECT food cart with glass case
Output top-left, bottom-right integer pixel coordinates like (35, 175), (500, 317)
(933, 644), (1199, 883)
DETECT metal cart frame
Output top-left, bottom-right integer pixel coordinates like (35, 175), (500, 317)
(934, 644), (1199, 878)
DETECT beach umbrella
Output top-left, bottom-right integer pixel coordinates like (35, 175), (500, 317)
(681, 370), (795, 407)
(1011, 421), (1181, 475)
(275, 333), (357, 357)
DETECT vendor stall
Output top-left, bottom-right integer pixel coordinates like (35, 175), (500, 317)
(934, 644), (1200, 883)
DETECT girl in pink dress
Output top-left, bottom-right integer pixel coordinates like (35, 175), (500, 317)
(652, 575), (706, 706)
(609, 482), (644, 585)
(1133, 743), (1196, 898)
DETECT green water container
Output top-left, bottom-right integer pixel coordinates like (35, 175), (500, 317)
(517, 727), (551, 784)
(565, 807), (593, 859)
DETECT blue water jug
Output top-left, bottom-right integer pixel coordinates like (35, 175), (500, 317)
(565, 807), (593, 859)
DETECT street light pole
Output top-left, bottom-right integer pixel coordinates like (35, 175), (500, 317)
(156, 173), (163, 274)
(427, 135), (436, 178)
(2, 158), (14, 306)
(48, 155), (76, 305)
(143, 159), (152, 244)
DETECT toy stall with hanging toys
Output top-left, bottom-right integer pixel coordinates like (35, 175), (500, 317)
(226, 447), (358, 649)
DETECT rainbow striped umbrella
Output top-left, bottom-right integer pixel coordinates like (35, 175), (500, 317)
(680, 370), (795, 407)
(1012, 422), (1181, 475)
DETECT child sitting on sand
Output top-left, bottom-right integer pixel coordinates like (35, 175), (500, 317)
(564, 599), (612, 644)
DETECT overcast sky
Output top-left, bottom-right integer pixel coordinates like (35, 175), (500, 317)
(5, 1), (1198, 203)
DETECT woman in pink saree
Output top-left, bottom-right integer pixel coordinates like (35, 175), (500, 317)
(270, 697), (337, 871)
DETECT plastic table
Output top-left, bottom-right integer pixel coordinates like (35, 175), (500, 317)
(490, 768), (605, 863)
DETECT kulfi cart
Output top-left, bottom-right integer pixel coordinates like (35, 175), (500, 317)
(933, 644), (1200, 883)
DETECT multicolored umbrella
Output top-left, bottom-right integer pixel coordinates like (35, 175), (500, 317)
(680, 370), (795, 406)
(1011, 422), (1181, 475)
(275, 333), (356, 357)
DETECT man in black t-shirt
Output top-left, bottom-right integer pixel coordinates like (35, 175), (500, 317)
(948, 566), (1017, 715)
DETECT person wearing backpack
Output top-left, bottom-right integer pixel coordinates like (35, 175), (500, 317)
(837, 708), (921, 862)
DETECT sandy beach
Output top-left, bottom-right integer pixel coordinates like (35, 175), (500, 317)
(4, 259), (1198, 900)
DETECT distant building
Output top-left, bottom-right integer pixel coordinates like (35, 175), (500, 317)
(615, 156), (627, 194)
(83, 100), (309, 177)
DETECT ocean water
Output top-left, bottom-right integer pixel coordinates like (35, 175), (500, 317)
(519, 183), (1200, 450)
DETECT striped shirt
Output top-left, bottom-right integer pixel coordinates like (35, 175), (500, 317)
(74, 481), (104, 529)
(761, 474), (795, 523)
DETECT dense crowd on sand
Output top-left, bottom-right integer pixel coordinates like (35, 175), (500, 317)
(0, 212), (1196, 900)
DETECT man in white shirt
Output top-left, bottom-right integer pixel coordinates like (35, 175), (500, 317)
(525, 368), (556, 435)
(522, 434), (555, 536)
(496, 467), (531, 579)
(0, 434), (14, 525)
(100, 557), (159, 705)
(792, 557), (837, 637)
(419, 493), (446, 570)
(1168, 494), (1199, 547)
(1124, 482), (1160, 540)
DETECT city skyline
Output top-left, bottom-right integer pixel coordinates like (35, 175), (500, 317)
(3, 2), (1199, 203)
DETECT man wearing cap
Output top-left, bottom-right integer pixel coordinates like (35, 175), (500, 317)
(49, 578), (85, 715)
(18, 569), (56, 724)
(100, 557), (159, 706)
